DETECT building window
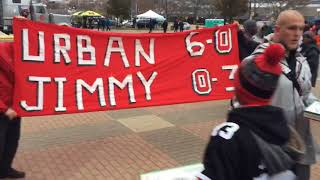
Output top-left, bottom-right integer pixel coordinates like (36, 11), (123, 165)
(12, 0), (22, 3)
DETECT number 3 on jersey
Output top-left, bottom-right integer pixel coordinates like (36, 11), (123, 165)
(212, 122), (239, 140)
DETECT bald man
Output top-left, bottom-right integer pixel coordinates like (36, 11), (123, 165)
(233, 10), (318, 180)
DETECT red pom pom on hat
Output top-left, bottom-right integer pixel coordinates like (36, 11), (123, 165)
(255, 43), (285, 75)
(265, 43), (285, 65)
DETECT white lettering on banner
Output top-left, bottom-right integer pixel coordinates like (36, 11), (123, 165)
(54, 77), (67, 112)
(54, 34), (71, 64)
(222, 65), (238, 80)
(192, 66), (238, 95)
(136, 71), (158, 100)
(104, 37), (129, 67)
(77, 35), (96, 65)
(22, 28), (45, 62)
(185, 28), (233, 57)
(20, 76), (51, 111)
(76, 78), (106, 110)
(185, 32), (205, 57)
(215, 28), (233, 54)
(222, 65), (238, 92)
(135, 39), (155, 67)
(192, 69), (212, 95)
(108, 74), (136, 106)
(21, 29), (157, 68)
(19, 72), (158, 112)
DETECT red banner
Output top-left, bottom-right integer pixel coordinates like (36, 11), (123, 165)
(12, 18), (239, 116)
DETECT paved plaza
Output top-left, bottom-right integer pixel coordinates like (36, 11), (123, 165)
(5, 81), (320, 180)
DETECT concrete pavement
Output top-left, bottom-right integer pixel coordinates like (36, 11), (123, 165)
(9, 84), (320, 180)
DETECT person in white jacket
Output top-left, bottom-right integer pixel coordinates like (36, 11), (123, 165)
(235, 10), (318, 180)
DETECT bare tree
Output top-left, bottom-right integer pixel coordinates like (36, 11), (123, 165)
(193, 0), (201, 21)
(107, 0), (131, 21)
(167, 0), (183, 17)
(137, 0), (155, 14)
(213, 0), (249, 23)
(67, 0), (91, 11)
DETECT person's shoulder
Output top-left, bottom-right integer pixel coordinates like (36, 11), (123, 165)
(305, 45), (320, 55)
(256, 42), (270, 50)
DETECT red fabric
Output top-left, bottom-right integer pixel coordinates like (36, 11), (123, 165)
(12, 18), (240, 116)
(255, 55), (281, 75)
(0, 42), (15, 113)
(255, 43), (283, 75)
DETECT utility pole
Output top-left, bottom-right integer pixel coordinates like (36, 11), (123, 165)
(165, 0), (167, 18)
(248, 0), (252, 19)
(194, 0), (200, 23)
(253, 0), (257, 19)
(29, 0), (35, 21)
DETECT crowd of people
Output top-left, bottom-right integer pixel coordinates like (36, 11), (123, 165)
(71, 15), (190, 34)
(72, 17), (112, 31)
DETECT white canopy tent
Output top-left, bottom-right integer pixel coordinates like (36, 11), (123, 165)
(136, 10), (165, 21)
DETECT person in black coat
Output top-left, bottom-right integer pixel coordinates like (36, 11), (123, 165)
(238, 20), (260, 62)
(178, 20), (184, 32)
(162, 20), (168, 33)
(301, 31), (319, 87)
(197, 44), (303, 180)
(174, 19), (179, 32)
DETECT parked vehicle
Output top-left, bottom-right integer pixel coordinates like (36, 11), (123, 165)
(183, 22), (191, 30)
(136, 18), (150, 28)
(170, 22), (192, 30)
(0, 0), (49, 34)
(49, 13), (71, 26)
(121, 20), (133, 28)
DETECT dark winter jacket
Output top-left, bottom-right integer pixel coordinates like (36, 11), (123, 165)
(301, 43), (319, 87)
(237, 30), (260, 61)
(197, 106), (296, 180)
(0, 42), (14, 113)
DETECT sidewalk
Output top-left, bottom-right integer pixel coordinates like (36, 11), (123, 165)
(11, 85), (320, 180)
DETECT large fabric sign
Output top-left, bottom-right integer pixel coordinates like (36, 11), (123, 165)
(12, 18), (239, 116)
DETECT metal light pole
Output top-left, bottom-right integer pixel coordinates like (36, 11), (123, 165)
(29, 0), (35, 21)
(165, 0), (167, 18)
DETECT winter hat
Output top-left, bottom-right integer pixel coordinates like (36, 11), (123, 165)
(243, 20), (257, 36)
(234, 43), (285, 106)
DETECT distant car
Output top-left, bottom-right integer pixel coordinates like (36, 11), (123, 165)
(136, 18), (158, 29)
(49, 13), (72, 26)
(122, 20), (133, 27)
(136, 19), (150, 28)
(183, 22), (191, 30)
